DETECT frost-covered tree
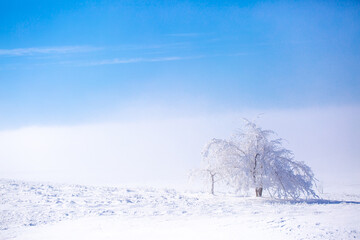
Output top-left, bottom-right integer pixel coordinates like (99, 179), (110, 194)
(197, 138), (234, 194)
(201, 120), (318, 199)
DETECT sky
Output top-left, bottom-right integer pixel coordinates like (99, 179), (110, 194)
(0, 0), (359, 188)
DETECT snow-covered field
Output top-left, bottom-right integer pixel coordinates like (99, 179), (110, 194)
(1, 179), (359, 240)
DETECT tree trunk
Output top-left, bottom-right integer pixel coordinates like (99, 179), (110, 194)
(255, 187), (263, 197)
(211, 174), (215, 195)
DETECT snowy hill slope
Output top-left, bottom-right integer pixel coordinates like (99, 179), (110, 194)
(1, 179), (359, 239)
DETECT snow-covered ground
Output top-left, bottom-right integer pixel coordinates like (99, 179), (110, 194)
(1, 179), (359, 240)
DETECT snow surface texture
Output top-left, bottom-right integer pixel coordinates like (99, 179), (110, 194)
(1, 179), (359, 240)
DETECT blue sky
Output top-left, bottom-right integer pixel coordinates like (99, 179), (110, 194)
(0, 0), (360, 129)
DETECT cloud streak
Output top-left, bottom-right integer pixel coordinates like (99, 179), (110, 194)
(0, 46), (101, 56)
(84, 56), (204, 66)
(113, 42), (190, 51)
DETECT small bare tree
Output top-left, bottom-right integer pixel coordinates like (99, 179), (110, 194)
(200, 139), (236, 194)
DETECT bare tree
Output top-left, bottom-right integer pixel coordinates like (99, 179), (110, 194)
(198, 139), (231, 194)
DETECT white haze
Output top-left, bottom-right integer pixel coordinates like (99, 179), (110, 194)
(0, 105), (359, 189)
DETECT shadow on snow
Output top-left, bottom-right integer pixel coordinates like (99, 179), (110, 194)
(271, 198), (360, 205)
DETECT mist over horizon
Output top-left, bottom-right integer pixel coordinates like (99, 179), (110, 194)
(1, 105), (358, 190)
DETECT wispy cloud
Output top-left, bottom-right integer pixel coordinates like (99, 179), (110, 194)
(0, 46), (101, 56)
(112, 42), (190, 51)
(84, 56), (203, 66)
